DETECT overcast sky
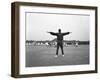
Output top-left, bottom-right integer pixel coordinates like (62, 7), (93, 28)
(26, 12), (90, 41)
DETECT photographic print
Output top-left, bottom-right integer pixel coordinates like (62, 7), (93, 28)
(26, 12), (90, 67)
(11, 2), (97, 78)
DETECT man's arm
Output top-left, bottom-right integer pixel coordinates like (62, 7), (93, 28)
(47, 32), (57, 36)
(62, 32), (71, 36)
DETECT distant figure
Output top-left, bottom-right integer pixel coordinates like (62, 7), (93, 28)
(47, 29), (71, 57)
(47, 42), (52, 47)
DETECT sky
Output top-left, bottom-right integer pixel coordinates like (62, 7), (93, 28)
(26, 12), (90, 41)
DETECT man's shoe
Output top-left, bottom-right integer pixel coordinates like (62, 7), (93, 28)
(55, 55), (58, 57)
(62, 55), (64, 57)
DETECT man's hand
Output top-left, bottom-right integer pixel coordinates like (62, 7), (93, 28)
(47, 31), (51, 33)
(69, 32), (72, 34)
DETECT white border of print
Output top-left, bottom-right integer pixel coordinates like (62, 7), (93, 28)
(19, 6), (95, 74)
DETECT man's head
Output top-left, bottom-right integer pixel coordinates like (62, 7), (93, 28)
(58, 29), (61, 33)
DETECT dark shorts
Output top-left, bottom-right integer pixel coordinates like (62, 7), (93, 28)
(57, 41), (63, 46)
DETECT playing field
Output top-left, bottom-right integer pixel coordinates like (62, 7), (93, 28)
(26, 45), (89, 67)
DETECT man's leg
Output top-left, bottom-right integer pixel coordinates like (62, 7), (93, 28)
(56, 44), (59, 56)
(60, 45), (64, 56)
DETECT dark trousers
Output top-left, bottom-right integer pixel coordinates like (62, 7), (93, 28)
(56, 42), (64, 55)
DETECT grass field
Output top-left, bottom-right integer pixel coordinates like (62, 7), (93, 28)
(26, 45), (89, 67)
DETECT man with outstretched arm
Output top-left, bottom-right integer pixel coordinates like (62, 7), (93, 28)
(47, 29), (71, 57)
